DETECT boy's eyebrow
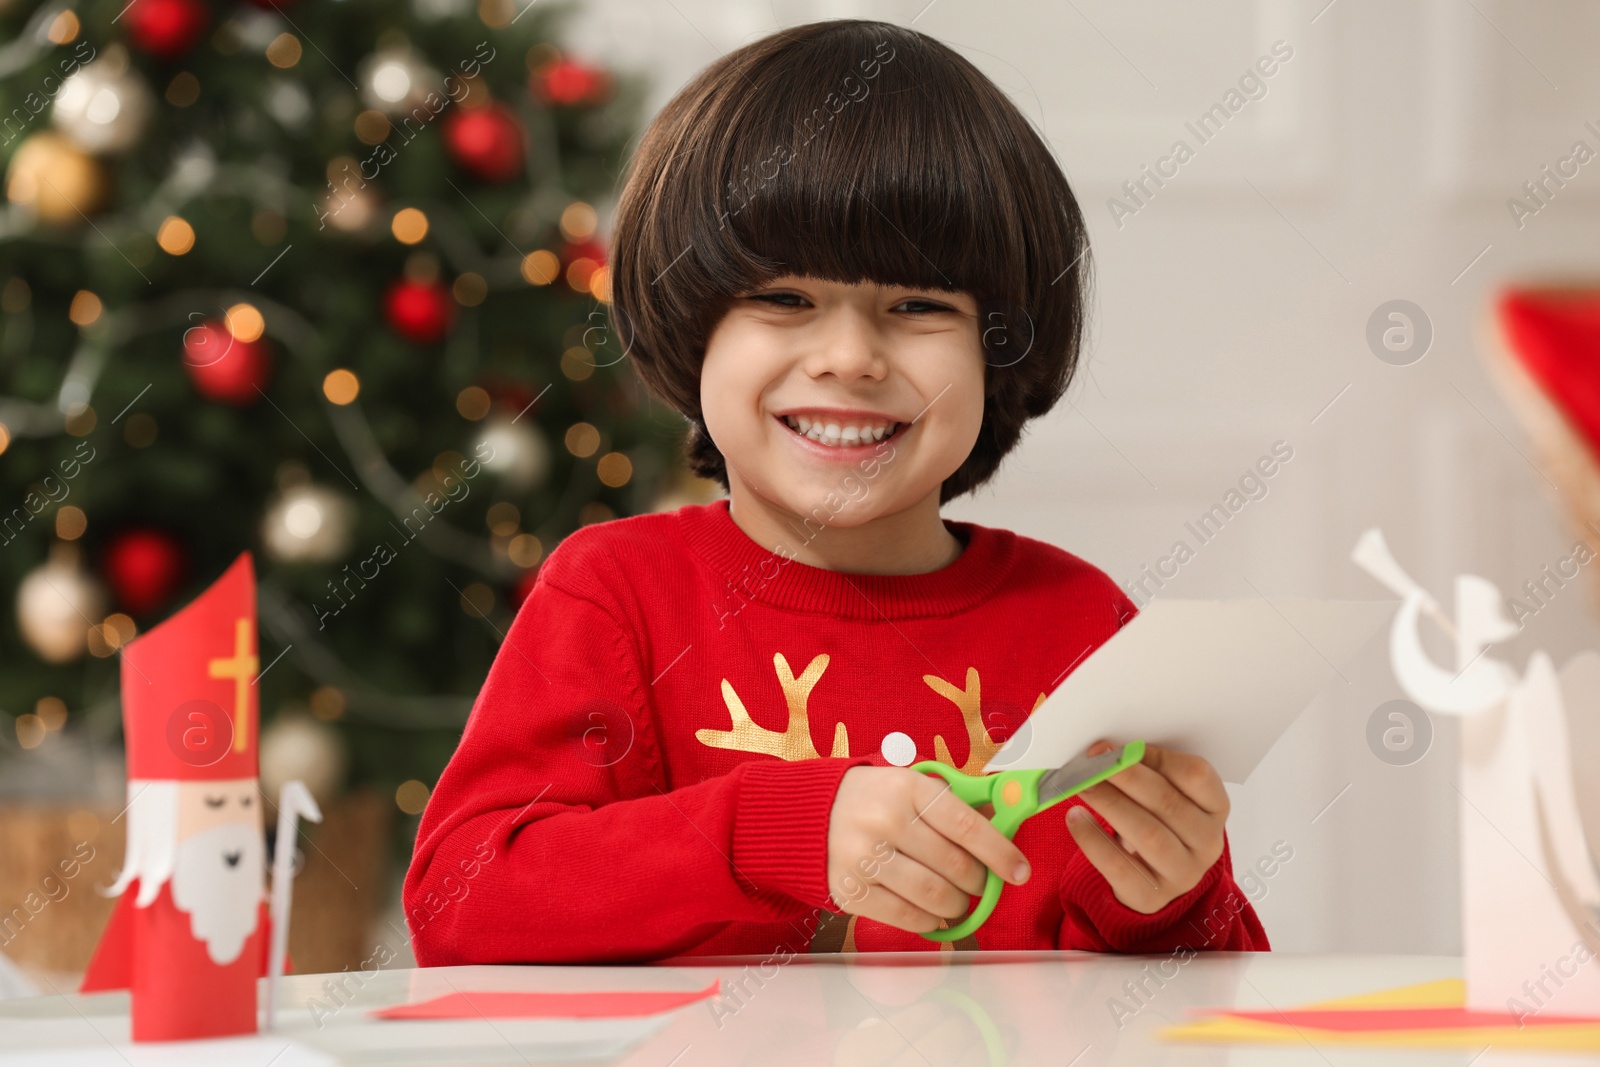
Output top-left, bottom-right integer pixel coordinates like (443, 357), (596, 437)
(733, 278), (980, 307)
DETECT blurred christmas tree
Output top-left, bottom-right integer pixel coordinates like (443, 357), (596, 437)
(0, 0), (697, 819)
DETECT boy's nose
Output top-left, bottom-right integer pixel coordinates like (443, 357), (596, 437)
(804, 312), (887, 381)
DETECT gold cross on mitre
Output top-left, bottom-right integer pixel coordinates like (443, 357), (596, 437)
(207, 618), (258, 753)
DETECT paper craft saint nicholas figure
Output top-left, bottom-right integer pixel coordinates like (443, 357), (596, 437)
(80, 553), (273, 1042)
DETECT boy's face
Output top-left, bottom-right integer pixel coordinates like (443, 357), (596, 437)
(700, 274), (984, 526)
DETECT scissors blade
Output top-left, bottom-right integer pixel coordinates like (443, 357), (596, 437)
(1037, 748), (1127, 805)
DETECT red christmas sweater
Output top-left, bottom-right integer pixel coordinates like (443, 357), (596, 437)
(405, 499), (1269, 963)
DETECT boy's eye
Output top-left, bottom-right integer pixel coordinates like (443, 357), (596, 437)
(894, 299), (952, 315)
(239, 794), (253, 807)
(747, 293), (954, 313)
(748, 292), (808, 308)
(204, 795), (226, 808)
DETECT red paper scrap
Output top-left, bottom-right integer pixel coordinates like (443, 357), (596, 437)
(1213, 1006), (1600, 1033)
(373, 979), (721, 1020)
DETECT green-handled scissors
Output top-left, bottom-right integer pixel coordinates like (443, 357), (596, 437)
(912, 739), (1146, 942)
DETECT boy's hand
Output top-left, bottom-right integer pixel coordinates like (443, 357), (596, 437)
(1066, 740), (1229, 914)
(826, 766), (1031, 934)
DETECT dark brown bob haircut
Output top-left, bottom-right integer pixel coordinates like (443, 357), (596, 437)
(608, 18), (1091, 504)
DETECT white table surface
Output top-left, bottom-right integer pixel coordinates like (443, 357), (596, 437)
(0, 953), (1567, 1066)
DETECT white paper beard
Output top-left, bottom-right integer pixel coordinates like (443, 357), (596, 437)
(170, 821), (264, 966)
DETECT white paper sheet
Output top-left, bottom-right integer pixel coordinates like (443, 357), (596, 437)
(988, 599), (1395, 783)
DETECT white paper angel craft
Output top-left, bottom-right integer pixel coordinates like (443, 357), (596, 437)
(1353, 527), (1600, 1018)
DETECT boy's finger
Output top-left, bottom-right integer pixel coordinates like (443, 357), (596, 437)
(849, 882), (944, 934)
(870, 850), (975, 922)
(1065, 805), (1164, 913)
(898, 820), (989, 897)
(1088, 760), (1214, 852)
(1073, 779), (1187, 875)
(1139, 743), (1229, 815)
(913, 775), (1030, 885)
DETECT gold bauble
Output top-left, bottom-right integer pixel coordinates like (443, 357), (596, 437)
(17, 544), (108, 664)
(5, 131), (109, 224)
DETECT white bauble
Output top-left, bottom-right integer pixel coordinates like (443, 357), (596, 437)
(319, 180), (381, 234)
(52, 50), (154, 155)
(359, 49), (442, 117)
(262, 484), (356, 563)
(260, 714), (347, 804)
(475, 418), (551, 491)
(265, 78), (313, 130)
(17, 547), (107, 664)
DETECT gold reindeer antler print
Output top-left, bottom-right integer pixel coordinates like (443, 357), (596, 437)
(696, 652), (849, 761)
(927, 668), (999, 774)
(925, 670), (1049, 775)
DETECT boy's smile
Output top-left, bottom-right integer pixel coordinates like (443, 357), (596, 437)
(773, 406), (906, 458)
(700, 274), (985, 573)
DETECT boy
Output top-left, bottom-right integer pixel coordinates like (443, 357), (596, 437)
(405, 18), (1267, 962)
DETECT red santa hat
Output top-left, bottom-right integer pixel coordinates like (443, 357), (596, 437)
(1496, 287), (1600, 463)
(119, 553), (260, 781)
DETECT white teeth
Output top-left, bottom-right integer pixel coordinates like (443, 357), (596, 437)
(780, 415), (898, 448)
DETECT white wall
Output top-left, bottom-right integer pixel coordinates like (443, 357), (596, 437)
(567, 0), (1600, 953)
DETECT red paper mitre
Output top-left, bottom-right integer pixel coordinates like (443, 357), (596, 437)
(1496, 287), (1600, 464)
(120, 553), (260, 781)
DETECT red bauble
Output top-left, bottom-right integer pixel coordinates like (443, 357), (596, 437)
(123, 0), (210, 60)
(532, 59), (611, 106)
(444, 103), (524, 183)
(561, 238), (607, 268)
(104, 529), (186, 616)
(384, 279), (456, 344)
(182, 320), (272, 405)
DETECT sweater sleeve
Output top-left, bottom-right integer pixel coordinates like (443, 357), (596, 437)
(403, 570), (876, 965)
(1056, 800), (1270, 952)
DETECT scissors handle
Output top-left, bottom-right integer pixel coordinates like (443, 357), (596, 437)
(910, 761), (1046, 942)
(908, 741), (1146, 943)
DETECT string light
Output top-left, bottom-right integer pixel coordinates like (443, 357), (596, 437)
(485, 502), (520, 536)
(354, 109), (391, 144)
(560, 347), (594, 381)
(225, 302), (265, 342)
(521, 250), (558, 285)
(157, 216), (195, 255)
(310, 687), (347, 722)
(395, 779), (430, 814)
(455, 385), (490, 419)
(266, 34), (303, 69)
(560, 201), (598, 241)
(35, 697), (68, 731)
(46, 10), (79, 43)
(55, 505), (86, 540)
(15, 715), (45, 749)
(392, 207), (429, 244)
(508, 533), (542, 568)
(99, 613), (137, 650)
(565, 422), (600, 457)
(597, 451), (632, 487)
(565, 257), (598, 293)
(68, 290), (101, 326)
(323, 368), (361, 405)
